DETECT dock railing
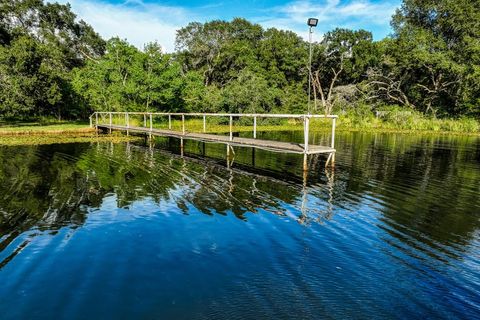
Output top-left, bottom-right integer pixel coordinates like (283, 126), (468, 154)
(89, 112), (338, 153)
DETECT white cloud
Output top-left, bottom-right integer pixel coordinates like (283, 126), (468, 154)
(255, 0), (399, 42)
(54, 0), (399, 52)
(57, 0), (196, 52)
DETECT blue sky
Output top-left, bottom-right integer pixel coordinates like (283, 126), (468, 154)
(59, 0), (401, 51)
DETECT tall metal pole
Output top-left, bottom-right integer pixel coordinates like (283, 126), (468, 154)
(307, 26), (313, 114)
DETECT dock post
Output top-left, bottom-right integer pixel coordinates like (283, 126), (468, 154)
(253, 116), (257, 139)
(303, 115), (309, 171)
(95, 112), (98, 129)
(229, 116), (233, 141)
(203, 115), (206, 133)
(109, 112), (112, 134)
(182, 114), (185, 135)
(168, 115), (172, 130)
(331, 117), (336, 166)
(126, 112), (129, 136)
(89, 116), (92, 128)
(304, 116), (309, 153)
(331, 117), (336, 149)
(144, 114), (146, 127)
(149, 113), (152, 139)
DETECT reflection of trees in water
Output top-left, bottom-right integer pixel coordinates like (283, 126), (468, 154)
(0, 144), (96, 234)
(0, 143), (102, 266)
(0, 141), (335, 248)
(338, 133), (480, 253)
(0, 133), (478, 267)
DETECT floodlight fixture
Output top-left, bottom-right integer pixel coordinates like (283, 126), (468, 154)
(307, 18), (318, 27)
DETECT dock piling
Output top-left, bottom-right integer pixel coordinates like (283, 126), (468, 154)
(331, 117), (336, 149)
(182, 114), (185, 135)
(304, 116), (309, 153)
(149, 113), (153, 139)
(229, 116), (233, 141)
(126, 112), (129, 136)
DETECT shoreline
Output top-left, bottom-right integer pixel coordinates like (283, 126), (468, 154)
(0, 123), (479, 138)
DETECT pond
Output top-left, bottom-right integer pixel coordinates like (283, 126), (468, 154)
(0, 132), (479, 319)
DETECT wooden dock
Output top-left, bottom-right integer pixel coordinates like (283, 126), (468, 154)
(90, 112), (337, 169)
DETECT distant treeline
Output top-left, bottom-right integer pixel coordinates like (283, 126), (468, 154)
(0, 0), (479, 120)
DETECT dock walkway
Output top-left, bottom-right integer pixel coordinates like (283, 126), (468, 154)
(97, 124), (335, 155)
(90, 112), (337, 169)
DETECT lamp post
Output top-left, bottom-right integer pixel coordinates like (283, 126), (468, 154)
(307, 18), (318, 114)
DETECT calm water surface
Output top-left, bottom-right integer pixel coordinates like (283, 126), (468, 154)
(0, 132), (479, 319)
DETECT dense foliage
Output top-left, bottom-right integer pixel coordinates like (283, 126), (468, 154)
(0, 0), (479, 120)
(0, 0), (104, 119)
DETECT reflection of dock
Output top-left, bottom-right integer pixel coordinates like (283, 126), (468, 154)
(91, 112), (337, 170)
(123, 140), (337, 225)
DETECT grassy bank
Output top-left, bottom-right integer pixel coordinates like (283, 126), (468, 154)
(336, 108), (480, 134)
(0, 121), (93, 135)
(1, 112), (478, 139)
(160, 117), (480, 135)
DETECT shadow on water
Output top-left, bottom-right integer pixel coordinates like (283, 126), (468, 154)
(0, 131), (479, 318)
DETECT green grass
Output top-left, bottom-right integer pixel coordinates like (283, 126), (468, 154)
(0, 132), (138, 146)
(158, 117), (480, 135)
(0, 121), (92, 135)
(335, 107), (480, 134)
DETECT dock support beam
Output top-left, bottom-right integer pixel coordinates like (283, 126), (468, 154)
(126, 112), (129, 136)
(331, 117), (336, 149)
(182, 114), (185, 135)
(253, 116), (257, 139)
(303, 116), (310, 171)
(304, 116), (310, 153)
(149, 113), (152, 139)
(331, 117), (336, 166)
(203, 115), (206, 133)
(180, 137), (184, 157)
(229, 116), (233, 141)
(168, 115), (172, 130)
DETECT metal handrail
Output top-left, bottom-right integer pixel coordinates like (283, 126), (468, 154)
(90, 111), (338, 119)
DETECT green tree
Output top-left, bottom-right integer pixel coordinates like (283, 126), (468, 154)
(386, 0), (480, 116)
(311, 28), (378, 114)
(0, 0), (104, 119)
(73, 38), (184, 112)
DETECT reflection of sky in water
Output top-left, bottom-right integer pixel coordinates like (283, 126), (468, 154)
(0, 132), (479, 319)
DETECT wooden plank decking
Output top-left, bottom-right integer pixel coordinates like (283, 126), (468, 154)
(97, 124), (335, 155)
